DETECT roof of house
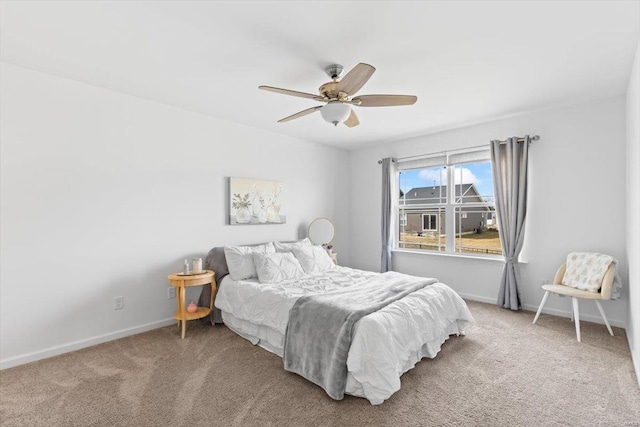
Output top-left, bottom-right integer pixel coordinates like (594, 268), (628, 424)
(402, 184), (480, 204)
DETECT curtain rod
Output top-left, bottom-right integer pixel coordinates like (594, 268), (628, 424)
(377, 135), (539, 164)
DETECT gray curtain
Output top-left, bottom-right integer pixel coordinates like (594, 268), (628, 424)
(492, 136), (530, 310)
(381, 158), (394, 272)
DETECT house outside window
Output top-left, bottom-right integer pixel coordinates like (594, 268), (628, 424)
(397, 148), (502, 256)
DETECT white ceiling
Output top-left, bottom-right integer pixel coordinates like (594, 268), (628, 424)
(1, 1), (638, 150)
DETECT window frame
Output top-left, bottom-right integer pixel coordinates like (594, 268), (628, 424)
(395, 149), (501, 258)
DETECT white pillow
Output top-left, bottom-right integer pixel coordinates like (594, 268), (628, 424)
(273, 238), (312, 253)
(224, 242), (275, 280)
(292, 245), (335, 274)
(253, 252), (305, 283)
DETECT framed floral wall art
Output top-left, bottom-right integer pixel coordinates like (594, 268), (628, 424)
(228, 177), (286, 225)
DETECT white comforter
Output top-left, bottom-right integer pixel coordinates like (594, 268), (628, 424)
(215, 266), (473, 404)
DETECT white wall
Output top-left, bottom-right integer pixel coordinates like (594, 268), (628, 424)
(626, 40), (640, 386)
(349, 97), (628, 327)
(0, 62), (350, 368)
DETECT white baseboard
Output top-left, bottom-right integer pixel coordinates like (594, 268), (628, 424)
(457, 292), (496, 305)
(459, 292), (626, 328)
(0, 318), (175, 370)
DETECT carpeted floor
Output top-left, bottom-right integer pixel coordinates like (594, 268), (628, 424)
(1, 300), (638, 427)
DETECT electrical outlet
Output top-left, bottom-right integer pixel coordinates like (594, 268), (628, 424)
(167, 287), (176, 299)
(114, 296), (124, 310)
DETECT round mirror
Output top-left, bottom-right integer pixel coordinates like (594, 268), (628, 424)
(308, 218), (335, 245)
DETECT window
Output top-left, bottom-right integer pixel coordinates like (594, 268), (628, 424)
(397, 149), (502, 256)
(422, 214), (437, 231)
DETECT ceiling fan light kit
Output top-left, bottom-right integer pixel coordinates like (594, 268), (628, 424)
(321, 101), (351, 126)
(259, 62), (417, 128)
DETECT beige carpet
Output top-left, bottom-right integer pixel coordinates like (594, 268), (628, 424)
(1, 301), (639, 427)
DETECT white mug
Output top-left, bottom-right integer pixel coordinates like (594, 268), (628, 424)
(192, 258), (203, 273)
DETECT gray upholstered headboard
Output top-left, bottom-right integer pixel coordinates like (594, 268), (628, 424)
(204, 246), (230, 286)
(197, 246), (228, 324)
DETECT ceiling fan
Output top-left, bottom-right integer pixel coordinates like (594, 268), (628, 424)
(259, 63), (417, 128)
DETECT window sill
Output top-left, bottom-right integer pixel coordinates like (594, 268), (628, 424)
(392, 248), (529, 264)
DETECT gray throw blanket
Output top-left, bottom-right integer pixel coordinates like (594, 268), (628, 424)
(283, 272), (437, 400)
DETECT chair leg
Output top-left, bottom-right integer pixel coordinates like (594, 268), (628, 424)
(572, 297), (581, 343)
(533, 291), (550, 324)
(595, 300), (614, 336)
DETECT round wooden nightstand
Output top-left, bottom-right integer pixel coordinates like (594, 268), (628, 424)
(167, 270), (216, 339)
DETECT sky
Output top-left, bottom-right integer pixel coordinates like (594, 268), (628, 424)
(399, 161), (495, 200)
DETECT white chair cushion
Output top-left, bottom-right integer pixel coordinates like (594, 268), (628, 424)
(561, 252), (614, 293)
(224, 242), (275, 280)
(292, 246), (335, 274)
(542, 284), (604, 300)
(252, 252), (305, 283)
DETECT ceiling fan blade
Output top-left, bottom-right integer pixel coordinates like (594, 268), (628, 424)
(336, 63), (376, 96)
(344, 108), (360, 128)
(353, 94), (417, 107)
(259, 85), (325, 101)
(277, 106), (323, 123)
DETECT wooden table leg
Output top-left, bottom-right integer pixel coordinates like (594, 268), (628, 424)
(179, 284), (186, 339)
(214, 279), (218, 328)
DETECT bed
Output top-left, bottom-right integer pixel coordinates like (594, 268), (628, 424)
(199, 241), (474, 405)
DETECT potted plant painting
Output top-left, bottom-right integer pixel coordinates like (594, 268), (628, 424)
(228, 177), (287, 225)
(232, 193), (252, 224)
